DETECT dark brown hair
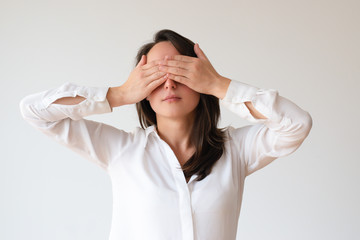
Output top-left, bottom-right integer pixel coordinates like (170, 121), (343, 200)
(135, 29), (226, 182)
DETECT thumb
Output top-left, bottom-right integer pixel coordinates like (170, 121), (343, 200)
(194, 43), (209, 61)
(136, 55), (147, 67)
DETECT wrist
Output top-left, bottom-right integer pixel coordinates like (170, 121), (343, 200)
(106, 86), (126, 108)
(214, 76), (231, 99)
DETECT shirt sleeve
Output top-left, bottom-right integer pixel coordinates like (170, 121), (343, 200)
(19, 82), (128, 172)
(221, 80), (313, 176)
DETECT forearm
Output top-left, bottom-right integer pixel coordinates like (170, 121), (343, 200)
(52, 96), (86, 105)
(221, 79), (312, 131)
(244, 101), (268, 119)
(20, 82), (111, 124)
(216, 76), (267, 120)
(213, 76), (231, 100)
(51, 85), (125, 109)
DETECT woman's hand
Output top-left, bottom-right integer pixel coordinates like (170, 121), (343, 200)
(107, 55), (167, 108)
(158, 44), (231, 99)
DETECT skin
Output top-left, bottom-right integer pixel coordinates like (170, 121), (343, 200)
(146, 42), (201, 121)
(53, 41), (267, 173)
(145, 42), (201, 168)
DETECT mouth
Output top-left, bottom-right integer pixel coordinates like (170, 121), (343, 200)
(162, 95), (181, 102)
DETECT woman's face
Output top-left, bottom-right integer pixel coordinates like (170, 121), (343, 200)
(146, 41), (200, 120)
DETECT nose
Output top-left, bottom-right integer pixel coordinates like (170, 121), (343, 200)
(164, 78), (177, 89)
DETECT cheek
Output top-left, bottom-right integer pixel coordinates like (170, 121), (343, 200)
(184, 92), (201, 112)
(182, 86), (200, 103)
(191, 94), (201, 108)
(146, 85), (162, 102)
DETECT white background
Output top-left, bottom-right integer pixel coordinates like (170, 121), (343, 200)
(1, 0), (359, 239)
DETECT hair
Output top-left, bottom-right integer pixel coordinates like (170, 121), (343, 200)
(135, 29), (226, 182)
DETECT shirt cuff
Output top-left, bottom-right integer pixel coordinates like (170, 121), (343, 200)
(222, 80), (260, 103)
(220, 80), (280, 124)
(41, 82), (112, 120)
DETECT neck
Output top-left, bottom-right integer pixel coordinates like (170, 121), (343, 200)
(156, 114), (195, 151)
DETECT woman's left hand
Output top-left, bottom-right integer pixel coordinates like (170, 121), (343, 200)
(158, 43), (231, 99)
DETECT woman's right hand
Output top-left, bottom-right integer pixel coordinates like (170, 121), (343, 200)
(107, 55), (167, 108)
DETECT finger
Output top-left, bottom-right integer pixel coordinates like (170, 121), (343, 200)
(194, 43), (209, 61)
(143, 64), (164, 77)
(166, 73), (189, 86)
(146, 74), (167, 90)
(145, 70), (167, 84)
(165, 55), (194, 63)
(141, 59), (162, 70)
(158, 65), (188, 77)
(136, 55), (147, 68)
(161, 59), (191, 70)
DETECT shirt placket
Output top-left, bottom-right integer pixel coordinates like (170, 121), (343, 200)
(160, 140), (195, 240)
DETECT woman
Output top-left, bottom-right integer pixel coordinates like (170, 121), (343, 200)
(20, 29), (312, 240)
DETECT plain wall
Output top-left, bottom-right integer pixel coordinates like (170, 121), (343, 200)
(1, 0), (359, 239)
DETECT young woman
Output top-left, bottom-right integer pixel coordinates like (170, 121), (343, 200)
(20, 29), (312, 240)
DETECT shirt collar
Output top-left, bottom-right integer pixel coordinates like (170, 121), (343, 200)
(143, 125), (200, 182)
(144, 125), (157, 148)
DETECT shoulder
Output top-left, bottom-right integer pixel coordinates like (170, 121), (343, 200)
(125, 125), (155, 145)
(89, 123), (148, 147)
(118, 126), (148, 141)
(131, 126), (148, 139)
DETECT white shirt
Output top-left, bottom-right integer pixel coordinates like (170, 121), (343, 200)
(19, 80), (312, 240)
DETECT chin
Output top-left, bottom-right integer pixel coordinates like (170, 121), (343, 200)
(151, 102), (198, 120)
(158, 108), (197, 120)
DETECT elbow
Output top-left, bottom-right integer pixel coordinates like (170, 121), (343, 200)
(19, 94), (43, 124)
(297, 111), (312, 140)
(303, 111), (313, 134)
(19, 96), (31, 120)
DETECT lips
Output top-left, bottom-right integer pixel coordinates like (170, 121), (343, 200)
(162, 95), (181, 101)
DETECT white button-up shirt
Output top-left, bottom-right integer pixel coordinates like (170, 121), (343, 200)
(20, 80), (312, 240)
